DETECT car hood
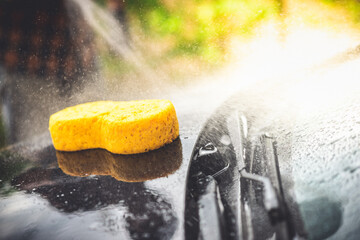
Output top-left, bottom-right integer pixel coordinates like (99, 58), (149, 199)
(1, 57), (360, 240)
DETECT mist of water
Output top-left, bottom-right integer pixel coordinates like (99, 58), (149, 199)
(5, 0), (360, 148)
(67, 0), (360, 115)
(71, 0), (173, 98)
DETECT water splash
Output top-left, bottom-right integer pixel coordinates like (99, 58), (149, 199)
(71, 0), (168, 88)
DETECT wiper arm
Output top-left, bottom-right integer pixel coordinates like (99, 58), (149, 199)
(240, 134), (294, 240)
(240, 168), (282, 224)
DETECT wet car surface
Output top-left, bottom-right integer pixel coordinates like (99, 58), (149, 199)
(0, 124), (198, 240)
(1, 44), (360, 240)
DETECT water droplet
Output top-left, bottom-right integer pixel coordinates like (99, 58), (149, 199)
(220, 135), (231, 145)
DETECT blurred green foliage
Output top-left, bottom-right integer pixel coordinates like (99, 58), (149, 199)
(321, 0), (360, 23)
(94, 0), (360, 81)
(126, 0), (282, 64)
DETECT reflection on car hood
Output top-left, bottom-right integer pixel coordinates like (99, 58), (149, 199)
(56, 138), (182, 182)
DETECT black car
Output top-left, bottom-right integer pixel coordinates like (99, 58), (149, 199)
(1, 55), (360, 240)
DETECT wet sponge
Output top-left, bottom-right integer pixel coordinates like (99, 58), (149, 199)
(49, 100), (179, 154)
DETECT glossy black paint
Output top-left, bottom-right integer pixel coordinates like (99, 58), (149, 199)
(0, 129), (197, 240)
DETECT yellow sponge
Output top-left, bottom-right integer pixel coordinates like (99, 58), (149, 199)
(49, 100), (179, 154)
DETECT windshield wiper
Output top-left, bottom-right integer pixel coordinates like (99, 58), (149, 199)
(185, 109), (297, 240)
(240, 134), (295, 240)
